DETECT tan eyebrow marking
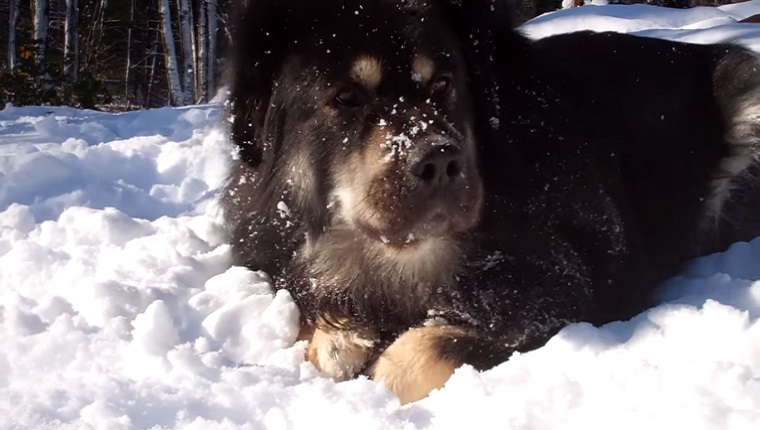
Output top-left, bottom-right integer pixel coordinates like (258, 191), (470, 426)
(350, 55), (383, 90)
(412, 55), (435, 84)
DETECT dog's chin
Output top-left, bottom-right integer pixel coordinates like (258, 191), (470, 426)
(355, 210), (476, 249)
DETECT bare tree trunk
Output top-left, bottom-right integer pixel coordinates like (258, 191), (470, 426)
(33, 0), (49, 61)
(207, 0), (218, 97)
(125, 0), (135, 108)
(64, 0), (80, 80)
(159, 0), (185, 105)
(520, 0), (537, 20)
(178, 0), (195, 103)
(8, 0), (19, 70)
(84, 0), (104, 67)
(146, 26), (162, 107)
(197, 0), (208, 102)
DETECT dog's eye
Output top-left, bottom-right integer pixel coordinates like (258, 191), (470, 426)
(333, 87), (363, 108)
(430, 75), (452, 97)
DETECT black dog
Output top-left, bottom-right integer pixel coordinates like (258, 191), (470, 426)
(222, 0), (760, 403)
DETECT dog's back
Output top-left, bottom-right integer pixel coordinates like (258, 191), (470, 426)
(529, 31), (760, 269)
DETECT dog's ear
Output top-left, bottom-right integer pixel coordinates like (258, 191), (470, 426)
(226, 0), (292, 167)
(433, 0), (535, 176)
(434, 0), (519, 40)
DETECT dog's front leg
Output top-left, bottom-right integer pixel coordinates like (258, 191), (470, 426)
(368, 325), (504, 405)
(304, 321), (377, 381)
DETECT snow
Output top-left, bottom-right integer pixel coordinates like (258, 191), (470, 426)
(2, 3), (760, 429)
(523, 2), (760, 51)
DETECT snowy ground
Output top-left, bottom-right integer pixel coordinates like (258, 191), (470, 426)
(2, 3), (760, 429)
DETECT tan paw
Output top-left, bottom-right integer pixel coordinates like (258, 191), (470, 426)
(368, 326), (459, 404)
(306, 325), (376, 381)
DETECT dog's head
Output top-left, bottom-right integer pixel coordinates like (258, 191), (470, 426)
(228, 0), (483, 248)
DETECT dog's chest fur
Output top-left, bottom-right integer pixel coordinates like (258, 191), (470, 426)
(294, 225), (465, 327)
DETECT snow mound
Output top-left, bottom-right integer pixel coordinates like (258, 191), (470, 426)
(523, 2), (760, 51)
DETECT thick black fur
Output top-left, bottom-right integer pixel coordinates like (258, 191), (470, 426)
(223, 0), (760, 374)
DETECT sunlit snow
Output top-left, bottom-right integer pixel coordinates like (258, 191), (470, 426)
(2, 3), (760, 429)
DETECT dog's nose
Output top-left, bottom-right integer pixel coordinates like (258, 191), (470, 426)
(412, 145), (463, 187)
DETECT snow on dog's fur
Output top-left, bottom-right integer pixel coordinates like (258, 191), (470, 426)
(222, 0), (760, 404)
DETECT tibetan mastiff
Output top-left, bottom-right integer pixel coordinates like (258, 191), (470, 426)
(223, 0), (760, 403)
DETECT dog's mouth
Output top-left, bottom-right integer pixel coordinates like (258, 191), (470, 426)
(354, 184), (483, 248)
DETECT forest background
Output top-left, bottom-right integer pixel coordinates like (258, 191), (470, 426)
(0, 0), (748, 110)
